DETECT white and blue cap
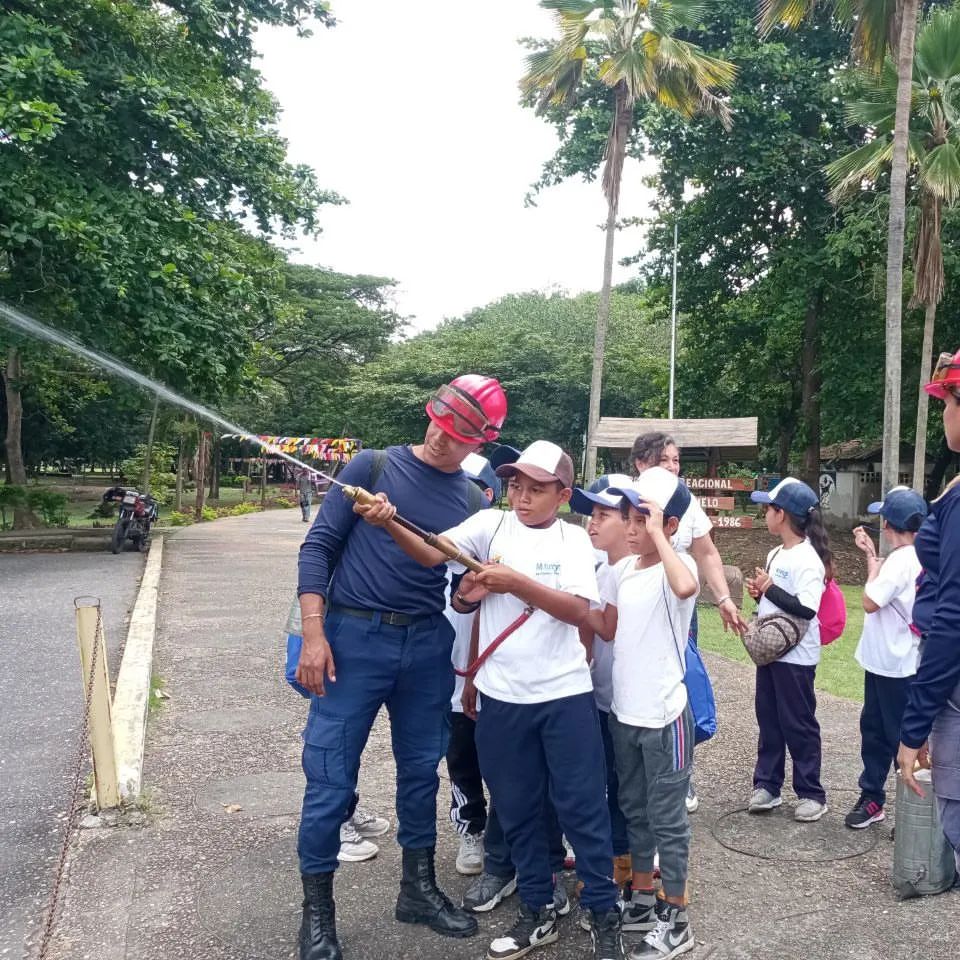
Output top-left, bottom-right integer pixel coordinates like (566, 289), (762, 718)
(461, 452), (499, 505)
(867, 486), (928, 532)
(750, 476), (819, 519)
(608, 466), (691, 520)
(570, 473), (634, 516)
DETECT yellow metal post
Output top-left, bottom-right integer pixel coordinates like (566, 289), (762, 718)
(75, 604), (120, 809)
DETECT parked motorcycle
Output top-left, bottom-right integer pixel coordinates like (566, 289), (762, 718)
(103, 487), (158, 554)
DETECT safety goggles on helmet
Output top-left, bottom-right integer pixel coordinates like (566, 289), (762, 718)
(925, 350), (960, 400)
(427, 384), (494, 441)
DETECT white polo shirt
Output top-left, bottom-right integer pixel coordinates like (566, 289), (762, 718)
(441, 511), (598, 704)
(673, 496), (712, 554)
(610, 553), (699, 728)
(757, 540), (825, 667)
(855, 545), (921, 678)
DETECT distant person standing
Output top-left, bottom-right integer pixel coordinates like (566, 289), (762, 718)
(296, 468), (315, 523)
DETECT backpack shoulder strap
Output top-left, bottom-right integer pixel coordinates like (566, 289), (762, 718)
(464, 476), (485, 514)
(368, 449), (389, 490)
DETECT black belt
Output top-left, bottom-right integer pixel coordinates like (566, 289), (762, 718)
(329, 605), (430, 627)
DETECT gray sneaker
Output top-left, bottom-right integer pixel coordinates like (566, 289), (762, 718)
(462, 871), (517, 913)
(620, 883), (657, 932)
(630, 902), (693, 960)
(794, 798), (828, 822)
(748, 788), (782, 813)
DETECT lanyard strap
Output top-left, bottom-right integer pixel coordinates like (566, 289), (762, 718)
(454, 606), (535, 677)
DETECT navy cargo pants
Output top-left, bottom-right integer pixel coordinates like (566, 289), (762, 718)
(297, 608), (455, 874)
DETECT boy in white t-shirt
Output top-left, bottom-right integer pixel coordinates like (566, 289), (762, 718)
(603, 468), (700, 960)
(847, 486), (928, 829)
(356, 441), (623, 960)
(570, 475), (635, 902)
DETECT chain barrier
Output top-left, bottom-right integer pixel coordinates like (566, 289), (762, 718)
(34, 599), (106, 960)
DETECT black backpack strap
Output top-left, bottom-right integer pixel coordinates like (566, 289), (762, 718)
(368, 449), (389, 491)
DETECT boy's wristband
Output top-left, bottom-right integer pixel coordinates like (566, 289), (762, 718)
(454, 593), (481, 611)
(716, 595), (732, 606)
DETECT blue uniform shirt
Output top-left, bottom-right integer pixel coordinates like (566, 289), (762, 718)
(901, 482), (960, 748)
(298, 445), (477, 615)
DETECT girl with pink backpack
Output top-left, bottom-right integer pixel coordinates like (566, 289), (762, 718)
(745, 478), (835, 823)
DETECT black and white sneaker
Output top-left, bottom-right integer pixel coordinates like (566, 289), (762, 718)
(620, 882), (657, 932)
(463, 872), (517, 913)
(589, 906), (624, 960)
(629, 902), (693, 960)
(487, 903), (558, 960)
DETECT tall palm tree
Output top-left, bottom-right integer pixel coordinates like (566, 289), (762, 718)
(826, 5), (960, 490)
(759, 0), (921, 503)
(522, 0), (736, 481)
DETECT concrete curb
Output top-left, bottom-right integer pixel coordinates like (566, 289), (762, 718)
(112, 535), (164, 801)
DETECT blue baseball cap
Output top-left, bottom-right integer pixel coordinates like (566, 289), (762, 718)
(570, 473), (634, 516)
(867, 486), (927, 532)
(487, 443), (521, 471)
(608, 466), (691, 520)
(750, 476), (819, 520)
(461, 452), (499, 504)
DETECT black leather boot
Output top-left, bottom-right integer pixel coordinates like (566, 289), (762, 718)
(395, 846), (478, 938)
(299, 873), (342, 960)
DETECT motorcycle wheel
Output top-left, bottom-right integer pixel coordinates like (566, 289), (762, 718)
(111, 520), (126, 554)
(137, 533), (149, 553)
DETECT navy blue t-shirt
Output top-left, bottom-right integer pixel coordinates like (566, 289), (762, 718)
(298, 446), (477, 615)
(901, 482), (960, 747)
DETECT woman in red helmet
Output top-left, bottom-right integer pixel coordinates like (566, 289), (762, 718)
(898, 349), (960, 877)
(294, 375), (506, 960)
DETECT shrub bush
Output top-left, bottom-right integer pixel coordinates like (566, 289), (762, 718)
(167, 511), (193, 526)
(200, 506), (217, 522)
(273, 496), (296, 509)
(27, 489), (69, 527)
(229, 502), (258, 516)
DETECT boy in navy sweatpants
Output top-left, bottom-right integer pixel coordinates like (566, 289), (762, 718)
(357, 441), (623, 960)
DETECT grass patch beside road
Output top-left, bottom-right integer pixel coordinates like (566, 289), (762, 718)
(697, 585), (866, 703)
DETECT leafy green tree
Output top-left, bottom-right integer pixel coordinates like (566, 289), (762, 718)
(826, 4), (960, 487)
(759, 0), (923, 508)
(338, 289), (670, 470)
(0, 1), (335, 525)
(520, 0), (736, 481)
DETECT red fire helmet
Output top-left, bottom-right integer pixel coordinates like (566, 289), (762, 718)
(925, 349), (960, 400)
(425, 375), (507, 444)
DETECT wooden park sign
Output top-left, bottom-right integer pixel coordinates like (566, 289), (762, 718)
(684, 477), (754, 492)
(711, 514), (755, 530)
(696, 495), (736, 511)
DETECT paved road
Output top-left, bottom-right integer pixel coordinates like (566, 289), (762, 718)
(0, 550), (144, 956)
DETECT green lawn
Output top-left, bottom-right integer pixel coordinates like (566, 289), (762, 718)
(697, 585), (866, 702)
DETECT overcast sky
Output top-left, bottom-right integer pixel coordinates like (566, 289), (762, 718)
(256, 0), (655, 331)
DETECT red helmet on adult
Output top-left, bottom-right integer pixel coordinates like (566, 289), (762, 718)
(425, 375), (507, 444)
(926, 349), (960, 400)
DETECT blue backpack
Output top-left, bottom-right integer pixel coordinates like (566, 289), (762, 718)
(662, 583), (717, 744)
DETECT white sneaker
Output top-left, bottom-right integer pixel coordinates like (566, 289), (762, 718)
(456, 831), (484, 875)
(794, 798), (828, 822)
(350, 805), (390, 838)
(685, 782), (699, 814)
(748, 788), (782, 813)
(338, 820), (378, 862)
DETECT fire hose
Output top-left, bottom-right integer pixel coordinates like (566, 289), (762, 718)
(341, 483), (534, 676)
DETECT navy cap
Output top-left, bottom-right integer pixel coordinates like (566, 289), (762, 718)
(750, 476), (819, 519)
(570, 473), (634, 516)
(460, 452), (498, 504)
(867, 486), (928, 532)
(487, 444), (521, 471)
(609, 466), (691, 520)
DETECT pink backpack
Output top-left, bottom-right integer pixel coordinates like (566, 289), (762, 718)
(818, 579), (846, 645)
